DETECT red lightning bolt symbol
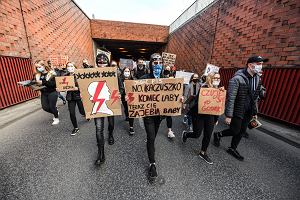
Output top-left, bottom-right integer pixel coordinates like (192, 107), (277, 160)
(61, 77), (68, 85)
(92, 81), (105, 113)
(127, 93), (134, 104)
(111, 90), (119, 105)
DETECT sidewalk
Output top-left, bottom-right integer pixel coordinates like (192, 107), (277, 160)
(0, 99), (299, 148)
(0, 97), (65, 129)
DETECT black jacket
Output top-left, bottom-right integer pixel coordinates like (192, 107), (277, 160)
(40, 73), (56, 93)
(64, 72), (81, 101)
(225, 69), (261, 119)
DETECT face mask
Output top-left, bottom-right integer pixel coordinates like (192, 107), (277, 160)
(124, 71), (130, 78)
(138, 64), (144, 70)
(83, 63), (88, 68)
(67, 66), (75, 73)
(37, 66), (45, 73)
(153, 64), (162, 79)
(97, 63), (107, 68)
(192, 79), (198, 83)
(253, 64), (263, 74)
(212, 80), (220, 87)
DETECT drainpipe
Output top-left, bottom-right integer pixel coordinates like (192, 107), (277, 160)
(18, 0), (32, 59)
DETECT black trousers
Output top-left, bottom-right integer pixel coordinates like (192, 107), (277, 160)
(67, 99), (85, 128)
(94, 116), (114, 146)
(144, 116), (162, 164)
(166, 116), (172, 128)
(186, 114), (215, 152)
(220, 113), (252, 149)
(41, 91), (59, 118)
(122, 100), (134, 127)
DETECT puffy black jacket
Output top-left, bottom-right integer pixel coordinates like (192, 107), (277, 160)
(225, 69), (261, 119)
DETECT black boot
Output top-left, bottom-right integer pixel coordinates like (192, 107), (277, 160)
(108, 133), (114, 145)
(95, 144), (105, 165)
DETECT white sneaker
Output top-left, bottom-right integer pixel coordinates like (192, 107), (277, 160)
(52, 118), (60, 125)
(167, 130), (175, 138)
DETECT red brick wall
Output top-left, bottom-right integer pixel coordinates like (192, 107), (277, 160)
(91, 19), (169, 43)
(0, 0), (94, 66)
(166, 4), (219, 73)
(0, 0), (30, 58)
(166, 0), (300, 72)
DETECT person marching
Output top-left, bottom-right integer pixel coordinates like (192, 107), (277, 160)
(182, 72), (224, 164)
(63, 62), (86, 136)
(163, 65), (175, 139)
(213, 56), (268, 161)
(93, 53), (117, 165)
(34, 60), (59, 125)
(119, 67), (135, 135)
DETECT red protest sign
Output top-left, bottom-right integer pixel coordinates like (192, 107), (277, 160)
(198, 88), (226, 115)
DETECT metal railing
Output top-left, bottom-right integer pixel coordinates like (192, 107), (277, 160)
(0, 56), (38, 109)
(219, 68), (300, 126)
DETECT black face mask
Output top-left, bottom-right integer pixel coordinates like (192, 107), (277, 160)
(83, 63), (88, 68)
(164, 70), (170, 76)
(192, 79), (198, 83)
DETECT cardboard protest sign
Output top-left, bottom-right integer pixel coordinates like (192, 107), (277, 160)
(55, 76), (76, 92)
(49, 55), (69, 69)
(74, 67), (122, 119)
(124, 78), (184, 118)
(198, 88), (226, 115)
(204, 63), (219, 76)
(162, 52), (176, 67)
(175, 71), (194, 84)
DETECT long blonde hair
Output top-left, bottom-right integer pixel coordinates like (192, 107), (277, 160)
(33, 60), (51, 74)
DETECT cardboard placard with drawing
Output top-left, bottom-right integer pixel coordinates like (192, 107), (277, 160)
(75, 67), (122, 119)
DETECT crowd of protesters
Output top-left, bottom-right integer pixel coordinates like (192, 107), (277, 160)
(31, 52), (267, 182)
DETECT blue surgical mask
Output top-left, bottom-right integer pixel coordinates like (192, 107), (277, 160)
(153, 64), (162, 78)
(37, 66), (45, 73)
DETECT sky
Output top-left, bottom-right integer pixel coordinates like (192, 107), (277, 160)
(74, 0), (196, 25)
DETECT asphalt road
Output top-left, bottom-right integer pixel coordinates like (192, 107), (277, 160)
(0, 105), (299, 200)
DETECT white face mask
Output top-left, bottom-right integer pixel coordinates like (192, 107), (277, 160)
(37, 66), (45, 72)
(212, 80), (220, 87)
(252, 64), (263, 74)
(67, 66), (75, 73)
(124, 71), (130, 78)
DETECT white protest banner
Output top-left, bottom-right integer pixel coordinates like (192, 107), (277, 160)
(49, 55), (69, 69)
(119, 58), (134, 70)
(74, 67), (122, 119)
(162, 52), (176, 67)
(124, 78), (184, 118)
(175, 71), (194, 84)
(204, 63), (220, 76)
(96, 49), (111, 62)
(198, 88), (226, 115)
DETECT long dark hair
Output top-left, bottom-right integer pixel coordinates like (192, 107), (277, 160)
(121, 67), (133, 80)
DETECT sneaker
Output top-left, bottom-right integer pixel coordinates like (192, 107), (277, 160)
(199, 152), (213, 165)
(182, 131), (187, 143)
(71, 128), (79, 136)
(63, 100), (66, 105)
(52, 118), (60, 125)
(226, 147), (244, 161)
(148, 163), (158, 178)
(213, 132), (221, 147)
(167, 130), (175, 139)
(188, 125), (193, 132)
(129, 127), (135, 135)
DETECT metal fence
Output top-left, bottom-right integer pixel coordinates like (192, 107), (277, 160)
(219, 68), (300, 126)
(0, 56), (38, 109)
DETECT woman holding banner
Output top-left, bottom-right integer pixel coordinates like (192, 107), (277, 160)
(119, 67), (135, 135)
(63, 62), (86, 136)
(163, 65), (176, 139)
(93, 53), (116, 165)
(182, 72), (224, 165)
(34, 60), (60, 125)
